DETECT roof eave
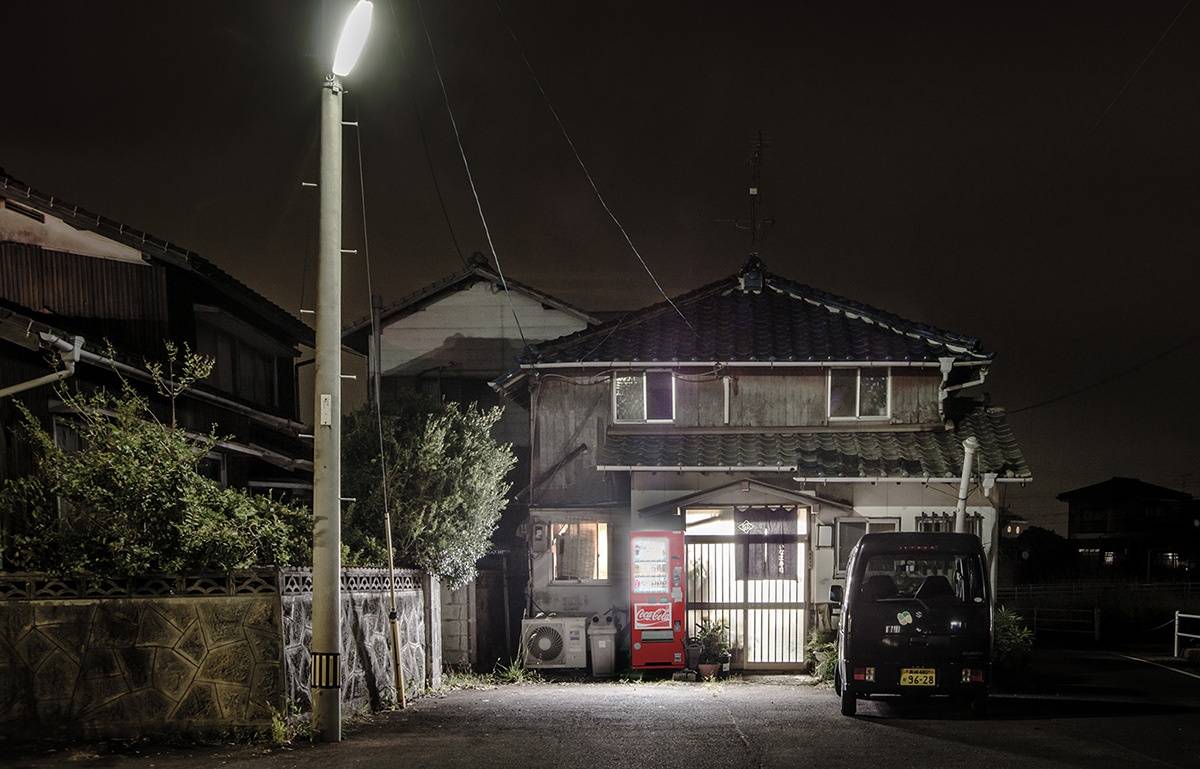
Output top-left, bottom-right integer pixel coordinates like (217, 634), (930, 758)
(521, 358), (992, 369)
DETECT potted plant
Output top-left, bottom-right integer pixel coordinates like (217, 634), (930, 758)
(694, 619), (730, 679)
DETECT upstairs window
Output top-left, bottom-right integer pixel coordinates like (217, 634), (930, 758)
(828, 367), (889, 420)
(196, 317), (280, 409)
(613, 371), (674, 423)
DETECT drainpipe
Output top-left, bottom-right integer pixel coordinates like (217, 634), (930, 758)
(937, 357), (988, 418)
(0, 334), (82, 399)
(954, 437), (980, 533)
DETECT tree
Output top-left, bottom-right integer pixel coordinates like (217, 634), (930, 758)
(341, 394), (515, 587)
(0, 345), (310, 575)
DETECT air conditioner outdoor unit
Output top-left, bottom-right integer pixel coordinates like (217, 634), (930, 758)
(520, 616), (588, 669)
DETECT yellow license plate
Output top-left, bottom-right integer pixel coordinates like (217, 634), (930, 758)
(900, 668), (937, 686)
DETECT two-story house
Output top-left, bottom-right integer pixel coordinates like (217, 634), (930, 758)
(495, 257), (1031, 670)
(0, 167), (314, 560)
(1058, 477), (1199, 579)
(343, 255), (599, 669)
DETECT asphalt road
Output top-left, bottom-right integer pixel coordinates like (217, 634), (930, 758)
(5, 651), (1200, 769)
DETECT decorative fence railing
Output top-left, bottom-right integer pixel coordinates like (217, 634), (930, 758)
(1013, 607), (1101, 641)
(1174, 611), (1200, 658)
(0, 566), (423, 600)
(998, 581), (1200, 602)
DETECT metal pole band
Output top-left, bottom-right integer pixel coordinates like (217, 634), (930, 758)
(310, 651), (341, 689)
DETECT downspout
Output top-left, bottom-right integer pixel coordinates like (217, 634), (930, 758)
(954, 437), (980, 533)
(938, 357), (989, 418)
(0, 334), (82, 400)
(980, 473), (999, 593)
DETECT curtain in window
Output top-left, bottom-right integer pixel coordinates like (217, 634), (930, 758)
(734, 505), (798, 579)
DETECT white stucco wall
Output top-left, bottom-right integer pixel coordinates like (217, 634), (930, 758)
(375, 281), (589, 378)
(0, 205), (143, 263)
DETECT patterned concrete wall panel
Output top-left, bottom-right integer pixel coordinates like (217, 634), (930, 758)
(0, 593), (284, 740)
(282, 586), (425, 714)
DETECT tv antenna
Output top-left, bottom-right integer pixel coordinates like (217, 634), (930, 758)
(716, 131), (775, 255)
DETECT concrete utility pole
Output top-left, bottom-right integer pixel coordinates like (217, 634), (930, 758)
(954, 437), (980, 534)
(311, 0), (374, 743)
(310, 69), (345, 742)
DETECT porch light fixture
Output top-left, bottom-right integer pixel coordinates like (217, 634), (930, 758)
(332, 0), (374, 77)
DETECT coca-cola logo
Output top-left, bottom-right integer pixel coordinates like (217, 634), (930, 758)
(634, 603), (672, 629)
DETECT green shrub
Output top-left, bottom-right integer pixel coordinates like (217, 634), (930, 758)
(993, 607), (1034, 668)
(806, 627), (838, 684)
(0, 345), (310, 575)
(340, 395), (515, 588)
(693, 618), (731, 664)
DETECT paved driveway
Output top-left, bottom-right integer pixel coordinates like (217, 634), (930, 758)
(5, 652), (1200, 769)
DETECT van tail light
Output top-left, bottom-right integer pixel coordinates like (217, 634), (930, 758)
(961, 668), (985, 684)
(853, 667), (875, 682)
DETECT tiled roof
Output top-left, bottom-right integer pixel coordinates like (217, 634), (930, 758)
(596, 407), (1030, 480)
(0, 167), (314, 346)
(521, 257), (988, 365)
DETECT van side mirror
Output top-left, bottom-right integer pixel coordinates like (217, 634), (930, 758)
(828, 584), (844, 604)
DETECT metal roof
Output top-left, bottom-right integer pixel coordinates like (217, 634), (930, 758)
(0, 166), (314, 346)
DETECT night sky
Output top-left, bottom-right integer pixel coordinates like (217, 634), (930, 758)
(3, 1), (1198, 530)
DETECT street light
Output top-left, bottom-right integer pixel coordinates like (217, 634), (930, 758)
(332, 0), (374, 77)
(311, 0), (373, 743)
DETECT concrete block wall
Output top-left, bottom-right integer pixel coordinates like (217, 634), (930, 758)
(439, 581), (475, 669)
(0, 568), (440, 740)
(0, 589), (283, 739)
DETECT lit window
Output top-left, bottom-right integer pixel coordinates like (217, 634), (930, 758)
(1155, 551), (1183, 570)
(916, 513), (983, 537)
(551, 520), (609, 582)
(828, 368), (889, 419)
(837, 518), (898, 570)
(613, 371), (674, 423)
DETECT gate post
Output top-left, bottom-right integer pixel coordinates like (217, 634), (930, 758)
(423, 572), (442, 690)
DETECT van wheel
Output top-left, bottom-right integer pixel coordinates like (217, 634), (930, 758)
(840, 686), (857, 716)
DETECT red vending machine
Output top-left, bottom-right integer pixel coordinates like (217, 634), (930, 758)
(630, 530), (686, 670)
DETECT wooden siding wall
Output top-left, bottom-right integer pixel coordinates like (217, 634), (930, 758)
(530, 376), (625, 507)
(727, 369), (827, 426)
(663, 368), (942, 429)
(890, 369), (942, 424)
(0, 243), (169, 352)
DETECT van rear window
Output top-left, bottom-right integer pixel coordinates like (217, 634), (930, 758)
(858, 554), (985, 604)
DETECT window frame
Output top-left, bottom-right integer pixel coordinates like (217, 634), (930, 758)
(827, 367), (892, 422)
(835, 516), (900, 573)
(548, 518), (612, 585)
(612, 369), (675, 424)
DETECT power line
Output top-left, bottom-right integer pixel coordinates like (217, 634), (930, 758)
(384, 0), (468, 270)
(346, 101), (393, 535)
(1092, 0), (1192, 132)
(1009, 335), (1199, 415)
(414, 0), (531, 352)
(491, 0), (696, 335)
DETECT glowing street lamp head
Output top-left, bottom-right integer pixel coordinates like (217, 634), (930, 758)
(332, 0), (374, 78)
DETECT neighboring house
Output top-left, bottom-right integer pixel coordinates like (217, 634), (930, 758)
(495, 257), (1032, 670)
(0, 167), (315, 559)
(343, 254), (599, 668)
(1058, 477), (1199, 579)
